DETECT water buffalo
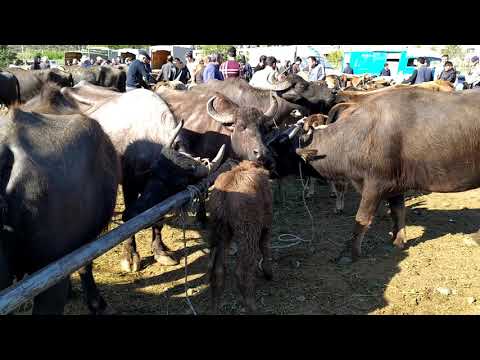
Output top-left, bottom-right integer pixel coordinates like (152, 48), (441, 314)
(0, 71), (20, 107)
(66, 66), (127, 92)
(6, 68), (74, 103)
(155, 86), (276, 170)
(288, 88), (480, 263)
(27, 82), (222, 271)
(192, 74), (337, 127)
(0, 107), (119, 314)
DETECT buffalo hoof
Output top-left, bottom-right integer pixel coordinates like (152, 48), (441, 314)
(120, 252), (141, 272)
(329, 192), (337, 199)
(154, 252), (179, 266)
(334, 208), (344, 215)
(97, 304), (117, 315)
(87, 295), (108, 315)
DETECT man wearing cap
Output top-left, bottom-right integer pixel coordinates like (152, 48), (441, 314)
(126, 53), (151, 91)
(138, 50), (155, 83)
(466, 56), (480, 87)
(220, 47), (241, 79)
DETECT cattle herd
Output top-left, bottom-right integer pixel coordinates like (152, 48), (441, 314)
(0, 63), (479, 315)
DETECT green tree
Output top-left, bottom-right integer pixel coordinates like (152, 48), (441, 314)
(326, 50), (343, 70)
(0, 45), (17, 69)
(197, 45), (234, 59)
(441, 45), (467, 73)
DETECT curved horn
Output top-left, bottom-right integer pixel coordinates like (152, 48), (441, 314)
(193, 144), (226, 178)
(264, 92), (279, 118)
(254, 78), (293, 91)
(166, 119), (184, 149)
(301, 128), (314, 145)
(206, 96), (235, 124)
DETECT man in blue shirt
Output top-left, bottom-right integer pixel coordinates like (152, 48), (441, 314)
(403, 57), (433, 85)
(203, 53), (224, 82)
(126, 54), (150, 91)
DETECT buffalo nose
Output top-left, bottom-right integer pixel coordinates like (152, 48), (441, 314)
(253, 149), (260, 159)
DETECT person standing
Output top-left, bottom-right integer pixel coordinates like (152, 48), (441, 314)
(185, 51), (197, 83)
(343, 62), (354, 74)
(159, 55), (176, 81)
(126, 53), (150, 91)
(193, 59), (206, 84)
(219, 46), (241, 79)
(254, 55), (267, 73)
(173, 58), (191, 84)
(403, 57), (433, 84)
(291, 57), (302, 74)
(239, 55), (253, 82)
(434, 54), (449, 80)
(203, 53), (224, 82)
(466, 56), (480, 87)
(380, 63), (391, 76)
(249, 56), (278, 88)
(31, 55), (41, 70)
(438, 61), (456, 83)
(307, 56), (325, 81)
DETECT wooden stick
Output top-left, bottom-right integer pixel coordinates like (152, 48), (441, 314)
(0, 160), (237, 315)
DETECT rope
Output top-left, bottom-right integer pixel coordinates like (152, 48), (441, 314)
(179, 184), (204, 316)
(271, 134), (315, 250)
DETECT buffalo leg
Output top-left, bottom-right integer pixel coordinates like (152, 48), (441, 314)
(331, 180), (348, 214)
(338, 185), (382, 262)
(234, 230), (258, 313)
(259, 227), (273, 281)
(328, 181), (337, 198)
(195, 193), (207, 229)
(78, 263), (113, 314)
(388, 194), (406, 249)
(151, 225), (178, 266)
(305, 177), (315, 198)
(208, 227), (227, 314)
(32, 278), (70, 315)
(120, 182), (141, 272)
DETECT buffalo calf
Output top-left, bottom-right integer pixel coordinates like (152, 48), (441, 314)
(207, 161), (273, 313)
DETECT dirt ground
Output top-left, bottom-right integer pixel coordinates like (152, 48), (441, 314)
(52, 177), (480, 315)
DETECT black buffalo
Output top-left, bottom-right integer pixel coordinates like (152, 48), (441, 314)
(6, 68), (74, 103)
(0, 71), (21, 107)
(0, 106), (119, 314)
(67, 66), (127, 92)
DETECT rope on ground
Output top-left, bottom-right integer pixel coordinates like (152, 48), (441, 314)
(179, 184), (204, 316)
(272, 150), (316, 250)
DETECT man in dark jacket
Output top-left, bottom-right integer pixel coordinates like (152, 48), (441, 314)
(380, 63), (391, 76)
(439, 61), (456, 83)
(126, 53), (150, 91)
(173, 58), (191, 84)
(343, 62), (354, 74)
(403, 57), (433, 84)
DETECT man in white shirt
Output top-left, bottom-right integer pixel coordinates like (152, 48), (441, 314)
(185, 51), (196, 84)
(249, 56), (278, 88)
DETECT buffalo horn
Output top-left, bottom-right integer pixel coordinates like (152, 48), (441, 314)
(166, 119), (184, 149)
(206, 96), (235, 125)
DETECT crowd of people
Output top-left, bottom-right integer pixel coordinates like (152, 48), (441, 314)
(122, 46), (332, 92)
(50, 46), (480, 91)
(341, 53), (480, 87)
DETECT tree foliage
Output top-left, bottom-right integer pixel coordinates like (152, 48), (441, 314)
(197, 45), (234, 58)
(0, 45), (17, 69)
(326, 50), (343, 70)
